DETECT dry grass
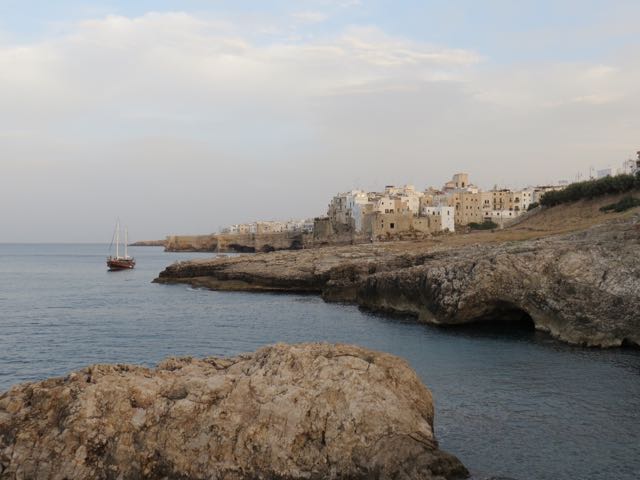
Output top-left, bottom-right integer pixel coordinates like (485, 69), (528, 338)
(380, 191), (640, 253)
(507, 191), (640, 234)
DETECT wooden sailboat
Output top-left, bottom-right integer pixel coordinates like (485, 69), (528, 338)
(107, 220), (136, 271)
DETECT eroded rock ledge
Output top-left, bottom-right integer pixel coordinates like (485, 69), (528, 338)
(155, 215), (640, 347)
(0, 343), (467, 480)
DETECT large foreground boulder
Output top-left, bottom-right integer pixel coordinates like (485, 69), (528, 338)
(0, 343), (467, 480)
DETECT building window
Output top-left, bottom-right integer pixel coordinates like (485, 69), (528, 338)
(390, 223), (395, 229)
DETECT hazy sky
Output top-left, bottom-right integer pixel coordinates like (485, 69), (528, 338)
(1, 1), (639, 242)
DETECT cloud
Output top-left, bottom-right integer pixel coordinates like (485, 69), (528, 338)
(0, 11), (639, 241)
(291, 11), (329, 24)
(469, 61), (639, 111)
(0, 14), (483, 133)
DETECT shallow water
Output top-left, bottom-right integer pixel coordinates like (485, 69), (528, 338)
(0, 244), (638, 479)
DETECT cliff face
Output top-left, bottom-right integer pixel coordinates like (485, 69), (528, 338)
(128, 240), (166, 247)
(353, 223), (640, 347)
(0, 343), (467, 480)
(164, 232), (312, 253)
(156, 215), (640, 347)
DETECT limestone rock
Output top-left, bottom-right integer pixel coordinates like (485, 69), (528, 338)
(155, 215), (640, 347)
(0, 343), (467, 480)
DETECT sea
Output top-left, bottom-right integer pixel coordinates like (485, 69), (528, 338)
(0, 243), (638, 480)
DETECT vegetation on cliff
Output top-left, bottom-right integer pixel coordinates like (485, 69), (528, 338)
(600, 195), (640, 213)
(468, 220), (499, 230)
(541, 172), (640, 207)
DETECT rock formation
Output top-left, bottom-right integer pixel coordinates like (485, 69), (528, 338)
(0, 343), (467, 480)
(164, 232), (312, 253)
(128, 240), (166, 247)
(155, 215), (640, 347)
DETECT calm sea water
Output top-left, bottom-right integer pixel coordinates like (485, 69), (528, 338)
(0, 244), (638, 480)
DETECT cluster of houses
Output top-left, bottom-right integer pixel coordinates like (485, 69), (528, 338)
(220, 219), (314, 235)
(219, 151), (640, 242)
(323, 173), (567, 239)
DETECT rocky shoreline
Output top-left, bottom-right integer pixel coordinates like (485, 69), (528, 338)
(128, 240), (166, 247)
(164, 232), (312, 253)
(155, 214), (640, 348)
(0, 343), (467, 479)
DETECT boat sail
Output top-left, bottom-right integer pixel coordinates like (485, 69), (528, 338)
(107, 220), (136, 270)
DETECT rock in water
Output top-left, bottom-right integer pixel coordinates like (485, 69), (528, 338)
(155, 214), (640, 347)
(0, 343), (467, 480)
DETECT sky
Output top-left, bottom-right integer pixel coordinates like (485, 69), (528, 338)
(1, 1), (639, 242)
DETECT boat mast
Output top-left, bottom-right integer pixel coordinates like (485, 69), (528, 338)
(116, 220), (120, 258)
(125, 227), (128, 258)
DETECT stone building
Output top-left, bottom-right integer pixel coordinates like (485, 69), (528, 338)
(423, 206), (455, 232)
(417, 173), (535, 227)
(361, 211), (448, 240)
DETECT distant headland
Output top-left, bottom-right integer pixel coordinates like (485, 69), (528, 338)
(128, 239), (166, 247)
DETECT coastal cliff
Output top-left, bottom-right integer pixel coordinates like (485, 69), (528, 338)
(155, 214), (640, 347)
(0, 343), (467, 480)
(164, 232), (312, 253)
(128, 240), (166, 247)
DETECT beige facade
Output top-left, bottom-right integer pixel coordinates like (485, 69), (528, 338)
(452, 173), (470, 189)
(492, 190), (531, 214)
(324, 172), (543, 237)
(433, 188), (533, 226)
(454, 192), (482, 225)
(362, 211), (446, 239)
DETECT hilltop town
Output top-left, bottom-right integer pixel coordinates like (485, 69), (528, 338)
(160, 151), (639, 252)
(214, 173), (555, 243)
(219, 152), (640, 243)
(316, 173), (548, 241)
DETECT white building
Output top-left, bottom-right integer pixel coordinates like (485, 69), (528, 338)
(399, 193), (422, 214)
(345, 190), (368, 211)
(423, 206), (455, 232)
(597, 167), (614, 179)
(622, 158), (639, 175)
(374, 195), (399, 214)
(520, 189), (533, 211)
(221, 219), (313, 235)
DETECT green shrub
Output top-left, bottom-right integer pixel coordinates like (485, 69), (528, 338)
(527, 202), (539, 211)
(599, 196), (640, 213)
(540, 173), (639, 207)
(469, 221), (498, 230)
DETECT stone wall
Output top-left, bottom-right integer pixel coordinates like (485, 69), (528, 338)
(362, 212), (439, 241)
(312, 217), (369, 246)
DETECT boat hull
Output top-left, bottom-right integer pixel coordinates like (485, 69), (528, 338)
(107, 258), (136, 271)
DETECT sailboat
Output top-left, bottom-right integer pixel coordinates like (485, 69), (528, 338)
(107, 220), (136, 271)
